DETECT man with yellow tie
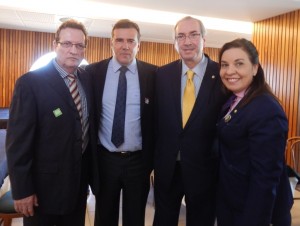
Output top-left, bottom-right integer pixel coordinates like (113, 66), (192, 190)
(153, 16), (228, 226)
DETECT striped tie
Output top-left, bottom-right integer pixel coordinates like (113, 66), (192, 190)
(68, 74), (89, 152)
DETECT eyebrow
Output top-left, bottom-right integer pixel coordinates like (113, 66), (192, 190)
(234, 58), (245, 62)
(220, 58), (245, 63)
(178, 30), (199, 34)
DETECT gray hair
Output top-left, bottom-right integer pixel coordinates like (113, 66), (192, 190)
(173, 16), (207, 39)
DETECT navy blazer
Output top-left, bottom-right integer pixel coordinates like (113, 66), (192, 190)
(85, 58), (157, 195)
(217, 94), (293, 226)
(154, 55), (227, 196)
(6, 62), (93, 214)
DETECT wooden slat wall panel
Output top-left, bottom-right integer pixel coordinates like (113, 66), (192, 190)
(253, 10), (300, 165)
(0, 30), (54, 107)
(0, 28), (219, 108)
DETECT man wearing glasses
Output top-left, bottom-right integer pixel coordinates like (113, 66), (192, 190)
(153, 16), (227, 226)
(6, 19), (93, 226)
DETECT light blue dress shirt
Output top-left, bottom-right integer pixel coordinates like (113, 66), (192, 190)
(99, 58), (142, 152)
(180, 54), (208, 107)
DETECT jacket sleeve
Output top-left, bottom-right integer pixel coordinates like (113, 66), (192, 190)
(6, 76), (37, 200)
(240, 99), (288, 226)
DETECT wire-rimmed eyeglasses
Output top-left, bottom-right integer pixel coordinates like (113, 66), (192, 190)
(175, 33), (201, 42)
(57, 41), (86, 50)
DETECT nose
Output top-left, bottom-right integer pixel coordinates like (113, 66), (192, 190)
(70, 44), (78, 54)
(183, 36), (192, 45)
(226, 65), (237, 74)
(122, 41), (130, 49)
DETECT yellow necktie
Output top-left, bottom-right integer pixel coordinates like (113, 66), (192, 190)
(182, 70), (195, 127)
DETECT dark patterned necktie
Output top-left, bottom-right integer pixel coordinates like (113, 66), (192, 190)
(111, 66), (128, 148)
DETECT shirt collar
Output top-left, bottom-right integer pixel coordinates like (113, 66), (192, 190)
(182, 54), (206, 77)
(52, 58), (78, 79)
(234, 90), (246, 100)
(112, 57), (137, 74)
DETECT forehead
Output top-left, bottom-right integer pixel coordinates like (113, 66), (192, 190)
(222, 48), (249, 61)
(176, 19), (200, 34)
(59, 28), (85, 42)
(113, 28), (138, 39)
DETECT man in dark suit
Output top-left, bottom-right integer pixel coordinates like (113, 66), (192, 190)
(85, 19), (157, 226)
(6, 19), (93, 226)
(153, 16), (228, 226)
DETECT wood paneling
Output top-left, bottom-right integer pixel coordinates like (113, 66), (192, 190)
(253, 10), (300, 165)
(0, 30), (54, 107)
(0, 28), (218, 108)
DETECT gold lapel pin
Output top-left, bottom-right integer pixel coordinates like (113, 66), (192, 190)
(224, 114), (231, 123)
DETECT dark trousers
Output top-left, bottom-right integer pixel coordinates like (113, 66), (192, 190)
(23, 153), (89, 226)
(94, 146), (150, 226)
(153, 162), (216, 226)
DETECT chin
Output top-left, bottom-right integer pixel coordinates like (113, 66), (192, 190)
(119, 60), (131, 65)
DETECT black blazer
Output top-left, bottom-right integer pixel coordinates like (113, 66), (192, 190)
(154, 55), (227, 195)
(6, 62), (93, 214)
(85, 58), (157, 194)
(217, 94), (293, 225)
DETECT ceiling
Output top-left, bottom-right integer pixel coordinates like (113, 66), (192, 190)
(0, 0), (299, 48)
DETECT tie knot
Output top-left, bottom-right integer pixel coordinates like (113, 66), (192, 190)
(119, 66), (128, 73)
(187, 70), (194, 80)
(67, 74), (76, 81)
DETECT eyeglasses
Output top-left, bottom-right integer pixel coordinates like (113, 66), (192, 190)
(57, 41), (86, 50)
(175, 33), (201, 42)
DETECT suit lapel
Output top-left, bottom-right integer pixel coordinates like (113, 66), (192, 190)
(93, 59), (110, 126)
(136, 60), (146, 115)
(171, 60), (184, 129)
(77, 68), (91, 112)
(42, 63), (76, 110)
(218, 99), (242, 128)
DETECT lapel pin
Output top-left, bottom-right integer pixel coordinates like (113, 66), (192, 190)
(53, 108), (63, 117)
(224, 114), (231, 123)
(233, 109), (237, 113)
(145, 98), (149, 104)
(212, 75), (215, 79)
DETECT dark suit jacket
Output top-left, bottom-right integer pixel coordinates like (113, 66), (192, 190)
(217, 94), (293, 226)
(154, 55), (227, 196)
(6, 62), (93, 215)
(85, 58), (157, 194)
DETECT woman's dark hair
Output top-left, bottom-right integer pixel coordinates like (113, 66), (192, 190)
(219, 38), (278, 107)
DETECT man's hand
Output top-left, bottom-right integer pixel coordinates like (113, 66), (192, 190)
(14, 194), (39, 217)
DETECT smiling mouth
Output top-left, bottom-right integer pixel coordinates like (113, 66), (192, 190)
(227, 78), (239, 83)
